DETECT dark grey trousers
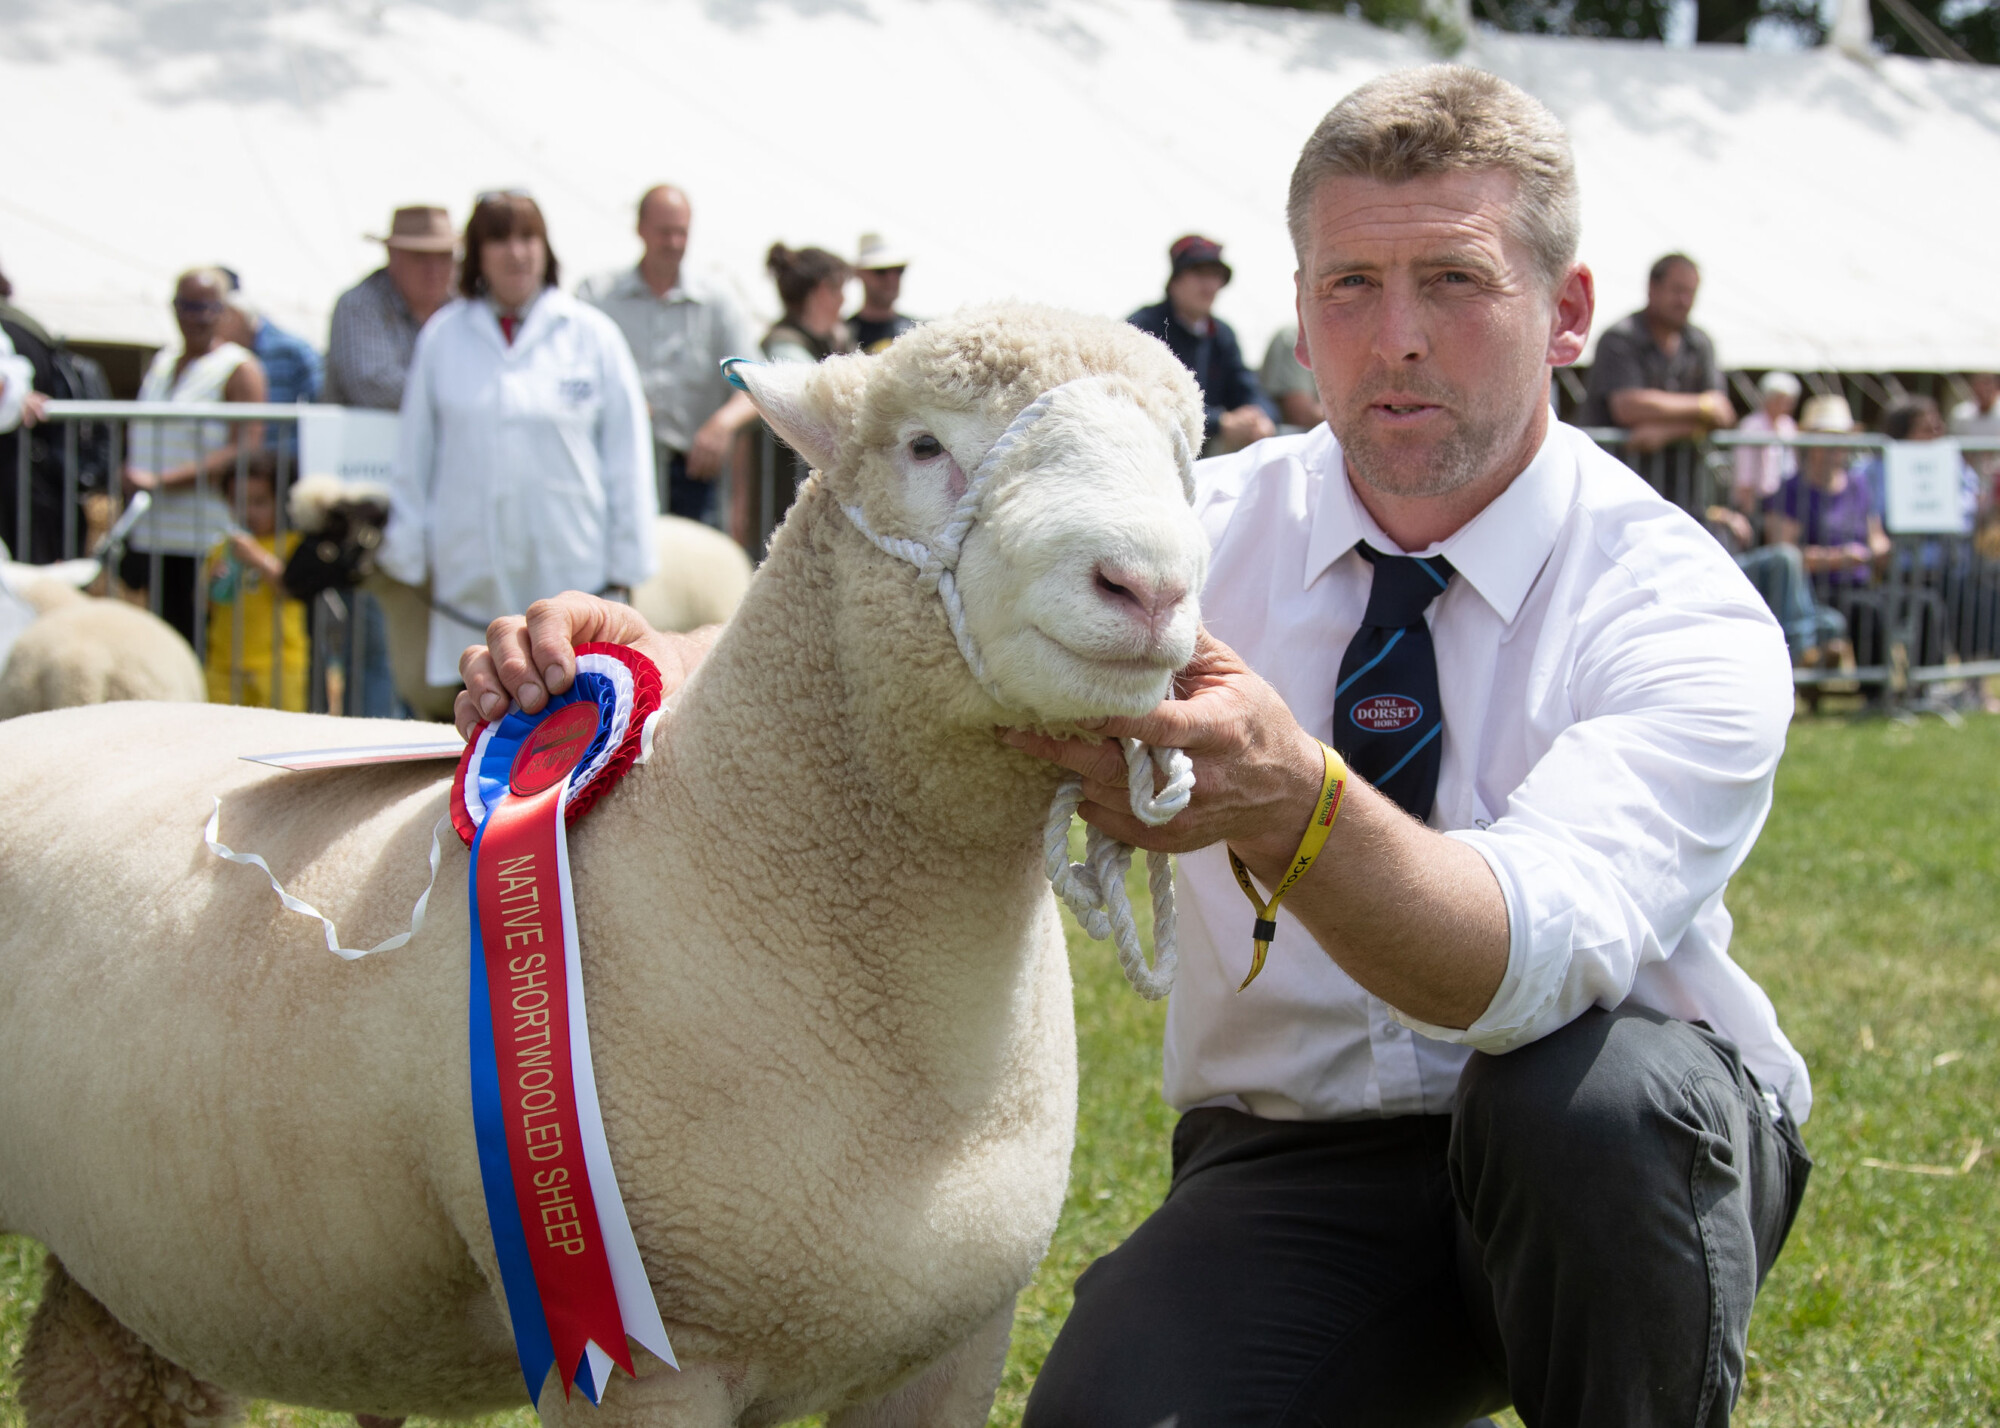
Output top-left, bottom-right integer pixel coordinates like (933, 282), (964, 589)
(1023, 1006), (1811, 1428)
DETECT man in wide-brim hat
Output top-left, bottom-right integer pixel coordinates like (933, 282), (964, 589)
(322, 204), (463, 723)
(324, 205), (458, 410)
(848, 232), (918, 355)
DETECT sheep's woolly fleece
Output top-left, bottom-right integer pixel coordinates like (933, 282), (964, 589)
(0, 597), (203, 718)
(0, 303), (1208, 1428)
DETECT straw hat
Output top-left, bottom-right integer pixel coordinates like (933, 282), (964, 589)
(368, 206), (456, 253)
(1798, 393), (1858, 433)
(854, 233), (912, 271)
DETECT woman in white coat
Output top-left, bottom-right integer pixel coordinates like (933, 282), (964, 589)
(381, 192), (657, 690)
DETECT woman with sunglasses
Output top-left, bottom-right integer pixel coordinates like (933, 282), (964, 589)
(121, 267), (268, 645)
(378, 192), (655, 700)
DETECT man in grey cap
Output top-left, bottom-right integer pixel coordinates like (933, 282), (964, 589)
(848, 233), (917, 355)
(323, 205), (458, 410)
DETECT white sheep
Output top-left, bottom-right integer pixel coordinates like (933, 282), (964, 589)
(0, 304), (1207, 1428)
(376, 517), (755, 722)
(629, 515), (754, 636)
(0, 557), (205, 718)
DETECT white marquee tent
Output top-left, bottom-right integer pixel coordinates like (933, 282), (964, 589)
(3, 0), (1997, 372)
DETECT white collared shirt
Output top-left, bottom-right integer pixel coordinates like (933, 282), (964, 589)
(1163, 420), (1812, 1124)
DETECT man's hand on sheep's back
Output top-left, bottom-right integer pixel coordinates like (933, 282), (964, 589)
(455, 591), (720, 741)
(999, 627), (1327, 871)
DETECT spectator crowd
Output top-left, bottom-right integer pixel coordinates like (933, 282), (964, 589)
(1576, 252), (2000, 709)
(2, 196), (1996, 719)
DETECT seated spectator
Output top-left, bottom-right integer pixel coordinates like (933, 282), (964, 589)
(1854, 395), (1986, 668)
(762, 245), (855, 365)
(1700, 495), (1839, 670)
(1259, 322), (1323, 430)
(324, 206), (458, 411)
(1128, 235), (1276, 454)
(121, 267), (268, 645)
(1732, 371), (1800, 516)
(203, 452), (307, 710)
(1767, 394), (1890, 671)
(1857, 396), (1980, 528)
(378, 192), (656, 699)
(849, 234), (918, 355)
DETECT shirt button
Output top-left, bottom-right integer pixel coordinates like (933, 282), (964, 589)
(1381, 1022), (1404, 1037)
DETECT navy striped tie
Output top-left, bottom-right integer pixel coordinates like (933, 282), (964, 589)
(1334, 545), (1454, 821)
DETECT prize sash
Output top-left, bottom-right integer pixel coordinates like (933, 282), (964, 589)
(451, 644), (676, 1405)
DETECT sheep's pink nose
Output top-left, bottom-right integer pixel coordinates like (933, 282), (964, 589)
(1094, 565), (1187, 627)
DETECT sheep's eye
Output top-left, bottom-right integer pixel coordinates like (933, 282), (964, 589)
(909, 434), (944, 461)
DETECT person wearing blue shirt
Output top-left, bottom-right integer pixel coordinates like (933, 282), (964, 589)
(1127, 235), (1277, 455)
(221, 294), (323, 406)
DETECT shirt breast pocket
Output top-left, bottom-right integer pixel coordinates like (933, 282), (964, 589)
(557, 374), (599, 411)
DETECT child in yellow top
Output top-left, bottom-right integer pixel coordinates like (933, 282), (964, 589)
(205, 455), (309, 709)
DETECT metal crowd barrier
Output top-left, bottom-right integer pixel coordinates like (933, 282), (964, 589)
(11, 401), (798, 718)
(1582, 423), (2000, 711)
(14, 402), (1993, 720)
(727, 421), (802, 562)
(6, 399), (380, 715)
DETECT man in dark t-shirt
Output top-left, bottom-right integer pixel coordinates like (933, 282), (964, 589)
(1579, 254), (1736, 507)
(849, 234), (918, 355)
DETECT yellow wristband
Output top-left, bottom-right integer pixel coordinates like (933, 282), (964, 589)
(1227, 741), (1347, 992)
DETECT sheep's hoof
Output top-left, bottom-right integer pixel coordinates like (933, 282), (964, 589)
(353, 1416), (406, 1428)
(16, 1257), (243, 1428)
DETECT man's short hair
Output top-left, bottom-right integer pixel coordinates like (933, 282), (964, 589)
(637, 184), (689, 224)
(176, 265), (232, 293)
(1286, 65), (1580, 288)
(1649, 253), (1698, 286)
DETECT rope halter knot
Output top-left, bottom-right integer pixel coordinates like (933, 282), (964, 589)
(829, 372), (1199, 1000)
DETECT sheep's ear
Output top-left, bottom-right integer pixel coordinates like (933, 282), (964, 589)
(724, 354), (870, 474)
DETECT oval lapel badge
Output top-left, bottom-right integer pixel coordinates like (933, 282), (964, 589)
(1350, 695), (1423, 733)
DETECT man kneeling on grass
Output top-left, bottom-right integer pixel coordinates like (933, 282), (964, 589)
(456, 66), (1811, 1427)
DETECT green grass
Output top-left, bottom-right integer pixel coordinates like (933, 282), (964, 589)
(4, 715), (1996, 1425)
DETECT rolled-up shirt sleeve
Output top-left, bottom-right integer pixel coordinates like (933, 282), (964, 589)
(1408, 577), (1794, 1053)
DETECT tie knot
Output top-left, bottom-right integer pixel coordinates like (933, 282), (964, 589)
(1359, 545), (1453, 628)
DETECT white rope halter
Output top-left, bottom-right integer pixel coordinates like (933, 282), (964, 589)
(834, 375), (1198, 1000)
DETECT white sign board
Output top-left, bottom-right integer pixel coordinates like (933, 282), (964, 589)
(298, 408), (401, 489)
(1881, 440), (1969, 536)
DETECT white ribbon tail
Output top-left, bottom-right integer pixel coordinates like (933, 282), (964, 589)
(205, 798), (448, 961)
(554, 780), (679, 1373)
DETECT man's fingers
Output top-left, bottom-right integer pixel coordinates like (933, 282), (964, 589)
(453, 686), (487, 743)
(480, 615), (548, 713)
(459, 595), (683, 736)
(1096, 701), (1209, 750)
(514, 591), (656, 705)
(998, 730), (1131, 786)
